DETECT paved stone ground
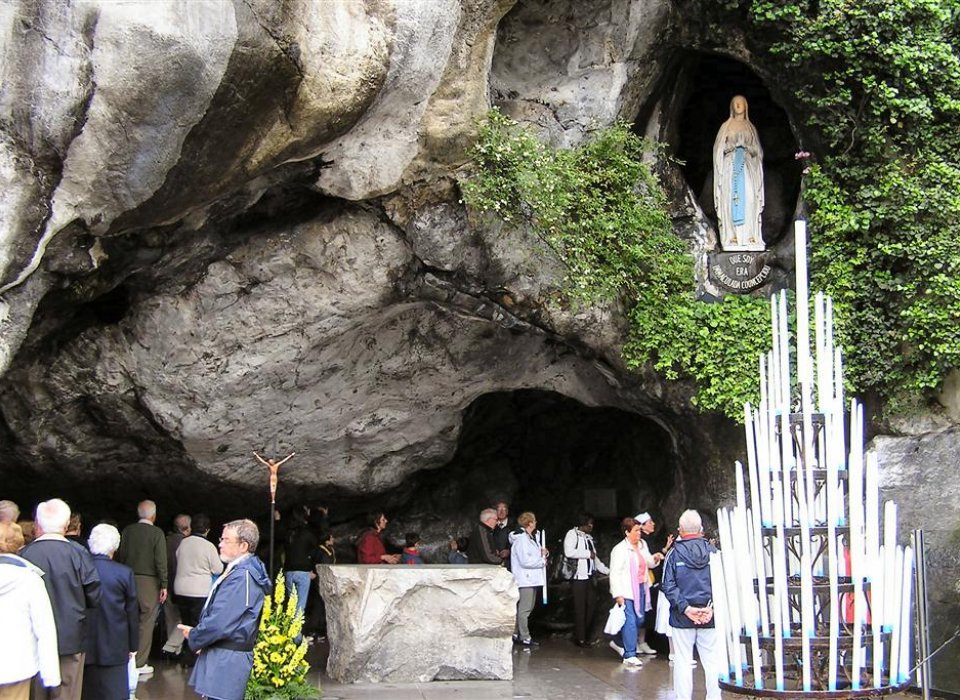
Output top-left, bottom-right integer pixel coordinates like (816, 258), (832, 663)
(136, 638), (686, 699)
(132, 637), (926, 700)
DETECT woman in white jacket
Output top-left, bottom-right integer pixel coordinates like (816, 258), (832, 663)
(508, 512), (548, 648)
(563, 513), (609, 647)
(0, 522), (61, 696)
(608, 515), (662, 667)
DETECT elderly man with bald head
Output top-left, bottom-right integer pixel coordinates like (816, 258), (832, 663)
(116, 500), (168, 674)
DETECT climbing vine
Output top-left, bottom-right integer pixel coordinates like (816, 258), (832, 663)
(729, 0), (960, 410)
(461, 110), (770, 418)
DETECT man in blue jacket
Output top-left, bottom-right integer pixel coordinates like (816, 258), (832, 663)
(660, 510), (722, 700)
(180, 519), (271, 700)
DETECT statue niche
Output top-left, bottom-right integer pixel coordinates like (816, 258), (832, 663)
(713, 95), (764, 251)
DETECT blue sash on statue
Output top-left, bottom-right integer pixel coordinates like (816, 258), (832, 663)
(732, 145), (746, 226)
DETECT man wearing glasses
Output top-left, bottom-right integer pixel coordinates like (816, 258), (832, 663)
(178, 519), (272, 700)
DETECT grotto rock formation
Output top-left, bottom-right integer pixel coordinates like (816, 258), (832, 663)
(0, 2), (957, 675)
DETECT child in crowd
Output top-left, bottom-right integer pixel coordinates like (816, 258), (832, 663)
(317, 531), (336, 564)
(402, 532), (424, 565)
(448, 536), (469, 564)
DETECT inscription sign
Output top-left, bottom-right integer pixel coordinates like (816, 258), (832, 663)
(709, 252), (772, 293)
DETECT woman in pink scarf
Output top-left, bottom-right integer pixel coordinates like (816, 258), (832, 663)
(608, 516), (663, 667)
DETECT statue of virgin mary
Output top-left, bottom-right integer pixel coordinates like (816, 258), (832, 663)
(713, 95), (764, 250)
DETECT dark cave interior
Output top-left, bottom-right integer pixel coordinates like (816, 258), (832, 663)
(2, 389), (680, 569)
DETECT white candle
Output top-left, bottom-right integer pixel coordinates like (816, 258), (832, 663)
(883, 501), (898, 631)
(800, 552), (814, 691)
(709, 551), (732, 683)
(827, 530), (840, 690)
(834, 347), (845, 458)
(815, 291), (827, 410)
(748, 498), (769, 637)
(736, 461), (748, 514)
(770, 302), (779, 410)
(898, 546), (914, 684)
(795, 220), (811, 391)
(539, 530), (548, 605)
(736, 506), (759, 634)
(827, 298), (837, 402)
(872, 544), (885, 687)
(888, 545), (904, 686)
(852, 553), (865, 690)
(718, 509), (744, 684)
(780, 413), (793, 527)
(771, 531), (786, 689)
(779, 292), (790, 413)
(771, 478), (791, 636)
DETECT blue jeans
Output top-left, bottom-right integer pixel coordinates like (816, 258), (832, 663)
(285, 570), (312, 618)
(619, 599), (643, 659)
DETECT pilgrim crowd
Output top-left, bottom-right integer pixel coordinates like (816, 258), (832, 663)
(355, 499), (722, 700)
(1, 494), (721, 700)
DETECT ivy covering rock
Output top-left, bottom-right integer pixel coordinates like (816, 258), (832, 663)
(461, 109), (771, 418)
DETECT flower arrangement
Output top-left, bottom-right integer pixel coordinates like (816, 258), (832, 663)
(245, 571), (320, 700)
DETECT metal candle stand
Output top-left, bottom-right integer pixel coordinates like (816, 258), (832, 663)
(714, 221), (914, 700)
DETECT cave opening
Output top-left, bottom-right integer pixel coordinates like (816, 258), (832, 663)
(0, 389), (682, 572)
(407, 389), (679, 553)
(671, 53), (802, 246)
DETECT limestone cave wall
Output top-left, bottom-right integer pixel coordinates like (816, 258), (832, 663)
(0, 0), (957, 678)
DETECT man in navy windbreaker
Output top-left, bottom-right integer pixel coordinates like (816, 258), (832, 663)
(181, 519), (271, 700)
(660, 509), (723, 700)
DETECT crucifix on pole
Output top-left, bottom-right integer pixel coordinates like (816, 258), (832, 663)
(254, 450), (295, 577)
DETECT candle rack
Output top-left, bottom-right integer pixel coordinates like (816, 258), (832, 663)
(714, 221), (914, 699)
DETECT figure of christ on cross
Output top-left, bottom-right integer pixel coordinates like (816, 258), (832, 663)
(253, 451), (296, 504)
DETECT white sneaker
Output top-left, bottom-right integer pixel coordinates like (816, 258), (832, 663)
(609, 640), (625, 657)
(622, 655), (643, 667)
(637, 642), (657, 655)
(668, 654), (697, 668)
(137, 665), (154, 675)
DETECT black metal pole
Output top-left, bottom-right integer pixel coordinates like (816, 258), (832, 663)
(269, 500), (276, 577)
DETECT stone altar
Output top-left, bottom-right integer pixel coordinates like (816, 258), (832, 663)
(316, 564), (519, 683)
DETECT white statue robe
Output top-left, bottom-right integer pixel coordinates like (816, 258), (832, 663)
(713, 119), (764, 251)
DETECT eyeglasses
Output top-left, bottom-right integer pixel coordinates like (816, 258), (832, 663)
(219, 536), (238, 544)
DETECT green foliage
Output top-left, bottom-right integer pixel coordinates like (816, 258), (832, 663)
(462, 110), (771, 417)
(737, 0), (960, 406)
(246, 572), (320, 700)
(625, 293), (772, 413)
(461, 109), (685, 302)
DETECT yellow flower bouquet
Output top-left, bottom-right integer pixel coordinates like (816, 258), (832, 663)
(245, 571), (320, 699)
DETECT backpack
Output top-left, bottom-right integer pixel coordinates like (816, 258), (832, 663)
(549, 535), (578, 582)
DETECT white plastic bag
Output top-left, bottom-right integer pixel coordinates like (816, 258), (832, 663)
(127, 655), (139, 694)
(603, 603), (626, 635)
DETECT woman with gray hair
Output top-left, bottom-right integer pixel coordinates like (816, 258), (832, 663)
(82, 524), (138, 700)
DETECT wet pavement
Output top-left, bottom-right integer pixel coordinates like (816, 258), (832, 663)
(135, 637), (681, 699)
(133, 638), (919, 700)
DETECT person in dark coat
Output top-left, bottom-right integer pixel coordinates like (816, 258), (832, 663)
(284, 507), (318, 623)
(181, 519), (272, 700)
(20, 498), (102, 700)
(661, 509), (723, 700)
(492, 501), (513, 567)
(82, 524), (138, 700)
(467, 508), (501, 565)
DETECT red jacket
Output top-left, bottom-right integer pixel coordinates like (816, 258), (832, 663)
(356, 528), (386, 564)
